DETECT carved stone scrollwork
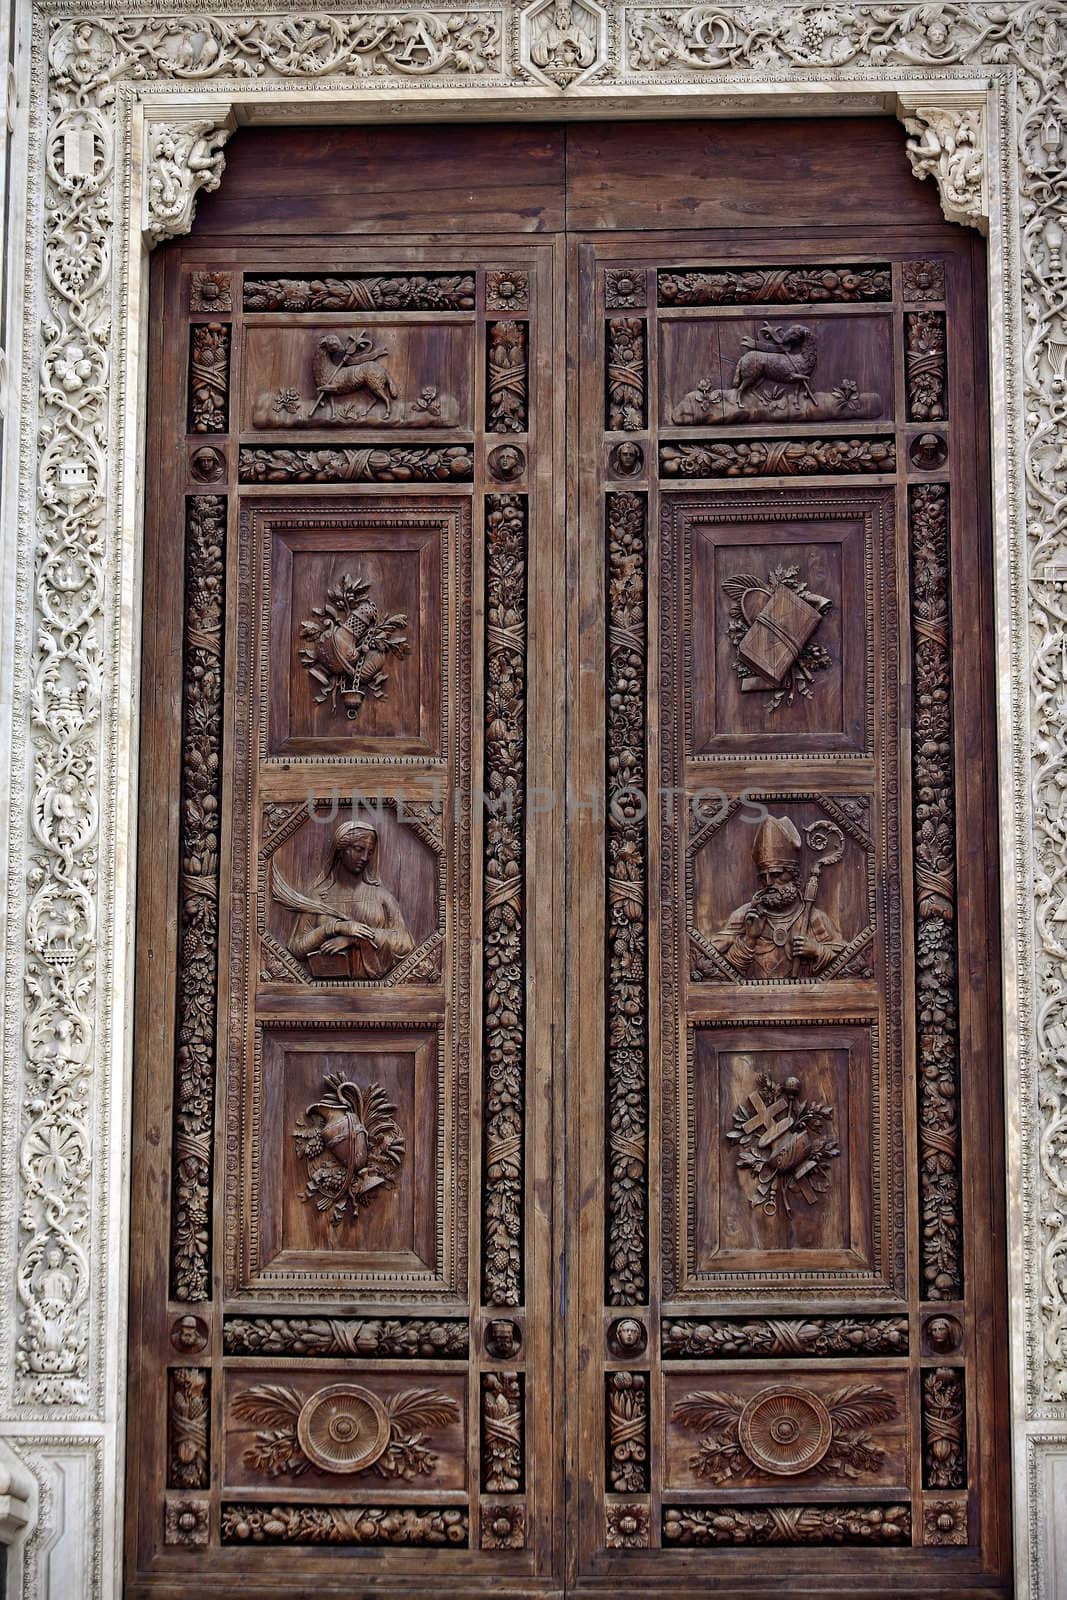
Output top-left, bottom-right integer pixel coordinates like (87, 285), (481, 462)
(899, 99), (987, 233)
(144, 114), (232, 245)
(170, 495), (226, 1303)
(482, 494), (528, 1308)
(605, 492), (648, 1306)
(663, 1504), (911, 1548)
(481, 1371), (524, 1492)
(221, 1504), (469, 1546)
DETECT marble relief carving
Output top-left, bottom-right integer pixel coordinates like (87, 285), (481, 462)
(9, 3), (1067, 1593)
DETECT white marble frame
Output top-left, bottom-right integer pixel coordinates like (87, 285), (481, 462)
(0, 4), (1064, 1595)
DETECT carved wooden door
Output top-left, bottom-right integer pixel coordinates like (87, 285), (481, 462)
(127, 121), (1010, 1597)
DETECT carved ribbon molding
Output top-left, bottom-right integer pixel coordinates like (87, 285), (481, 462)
(9, 0), (1066, 1481)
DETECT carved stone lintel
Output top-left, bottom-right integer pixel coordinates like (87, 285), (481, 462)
(144, 109), (235, 245)
(896, 94), (988, 234)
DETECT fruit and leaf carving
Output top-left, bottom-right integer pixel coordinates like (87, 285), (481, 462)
(673, 1382), (897, 1483)
(292, 1075), (405, 1226)
(232, 1381), (460, 1479)
(298, 570), (409, 720)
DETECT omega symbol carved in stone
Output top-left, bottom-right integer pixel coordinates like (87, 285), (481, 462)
(292, 1072), (405, 1227)
(672, 1382), (897, 1483)
(233, 1381), (460, 1479)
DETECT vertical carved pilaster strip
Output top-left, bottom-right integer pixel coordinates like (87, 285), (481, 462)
(909, 483), (962, 1301)
(487, 321), (528, 433)
(922, 1367), (967, 1489)
(605, 492), (648, 1306)
(481, 1371), (525, 1493)
(905, 311), (948, 421)
(482, 494), (528, 1308)
(607, 319), (646, 431)
(189, 321), (231, 433)
(170, 495), (226, 1302)
(167, 1367), (211, 1489)
(606, 1371), (650, 1491)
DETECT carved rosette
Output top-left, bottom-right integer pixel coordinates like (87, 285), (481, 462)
(909, 484), (962, 1301)
(605, 492), (648, 1305)
(482, 495), (528, 1307)
(164, 1498), (210, 1547)
(171, 495), (226, 1302)
(923, 1498), (968, 1546)
(481, 1502), (527, 1549)
(606, 1504), (650, 1548)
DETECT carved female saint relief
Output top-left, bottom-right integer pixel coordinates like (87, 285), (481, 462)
(272, 819), (414, 980)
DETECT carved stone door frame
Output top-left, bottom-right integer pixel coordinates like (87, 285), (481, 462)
(0, 8), (1064, 1594)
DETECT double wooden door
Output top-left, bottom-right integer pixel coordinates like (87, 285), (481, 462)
(127, 120), (1010, 1596)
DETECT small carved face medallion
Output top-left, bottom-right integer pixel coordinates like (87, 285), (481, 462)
(488, 444), (525, 481)
(170, 1314), (209, 1353)
(608, 1316), (647, 1357)
(484, 1318), (523, 1359)
(910, 431), (948, 470)
(924, 1313), (962, 1354)
(190, 445), (226, 482)
(610, 441), (644, 477)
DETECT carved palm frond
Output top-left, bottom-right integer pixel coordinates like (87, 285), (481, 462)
(671, 1390), (744, 1434)
(231, 1384), (302, 1429)
(720, 574), (763, 603)
(362, 1081), (402, 1144)
(825, 1383), (897, 1430)
(385, 1387), (461, 1435)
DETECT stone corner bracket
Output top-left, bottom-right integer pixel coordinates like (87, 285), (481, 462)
(143, 105), (236, 245)
(895, 91), (989, 234)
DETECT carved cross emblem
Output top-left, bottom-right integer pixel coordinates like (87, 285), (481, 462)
(727, 1071), (840, 1215)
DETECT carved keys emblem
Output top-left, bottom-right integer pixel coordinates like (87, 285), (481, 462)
(292, 1074), (404, 1226)
(727, 1069), (841, 1215)
(233, 1381), (460, 1478)
(673, 1381), (897, 1483)
(298, 569), (409, 720)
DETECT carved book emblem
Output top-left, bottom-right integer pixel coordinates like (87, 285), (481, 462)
(722, 565), (832, 707)
(233, 1381), (460, 1478)
(727, 1070), (841, 1215)
(298, 570), (409, 720)
(672, 1381), (897, 1482)
(671, 321), (883, 425)
(292, 1073), (404, 1226)
(254, 329), (459, 429)
(709, 815), (846, 980)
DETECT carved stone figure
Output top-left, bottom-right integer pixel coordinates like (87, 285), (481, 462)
(528, 0), (597, 86)
(274, 820), (414, 981)
(297, 570), (410, 721)
(292, 1072), (405, 1227)
(709, 816), (845, 979)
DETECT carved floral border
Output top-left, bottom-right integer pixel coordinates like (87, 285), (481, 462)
(1, 1), (1065, 1594)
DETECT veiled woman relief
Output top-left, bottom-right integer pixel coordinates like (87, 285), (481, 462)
(272, 818), (415, 980)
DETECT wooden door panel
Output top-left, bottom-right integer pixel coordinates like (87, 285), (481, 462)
(574, 227), (1009, 1591)
(128, 236), (562, 1591)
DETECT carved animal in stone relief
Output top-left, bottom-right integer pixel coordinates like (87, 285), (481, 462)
(726, 1068), (841, 1216)
(708, 815), (846, 981)
(292, 1071), (405, 1226)
(252, 329), (459, 429)
(273, 819), (414, 982)
(670, 321), (883, 425)
(232, 1380), (460, 1479)
(672, 1381), (897, 1483)
(298, 569), (410, 721)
